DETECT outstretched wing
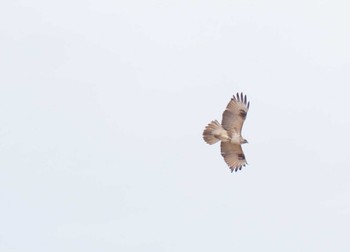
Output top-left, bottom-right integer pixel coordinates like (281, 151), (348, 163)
(220, 142), (247, 172)
(221, 92), (250, 135)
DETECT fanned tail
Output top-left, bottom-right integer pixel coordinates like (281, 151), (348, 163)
(203, 120), (222, 145)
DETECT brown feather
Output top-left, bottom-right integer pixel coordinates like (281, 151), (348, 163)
(221, 142), (248, 172)
(221, 93), (250, 135)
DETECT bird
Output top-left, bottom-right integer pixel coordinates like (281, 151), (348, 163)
(203, 92), (250, 172)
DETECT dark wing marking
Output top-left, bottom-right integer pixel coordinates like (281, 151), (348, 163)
(220, 141), (248, 172)
(221, 92), (250, 135)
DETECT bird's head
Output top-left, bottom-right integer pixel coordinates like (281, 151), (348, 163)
(241, 138), (248, 144)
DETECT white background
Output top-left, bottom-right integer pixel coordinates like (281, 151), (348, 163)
(1, 1), (350, 251)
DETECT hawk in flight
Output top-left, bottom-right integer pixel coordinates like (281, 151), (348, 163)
(203, 92), (250, 172)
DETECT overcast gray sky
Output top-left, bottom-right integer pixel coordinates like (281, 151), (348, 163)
(1, 0), (350, 251)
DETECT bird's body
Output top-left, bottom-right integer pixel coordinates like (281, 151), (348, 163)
(203, 92), (250, 172)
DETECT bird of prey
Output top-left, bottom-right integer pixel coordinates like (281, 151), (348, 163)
(203, 92), (250, 172)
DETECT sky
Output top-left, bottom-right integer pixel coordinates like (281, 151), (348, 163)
(1, 0), (350, 251)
